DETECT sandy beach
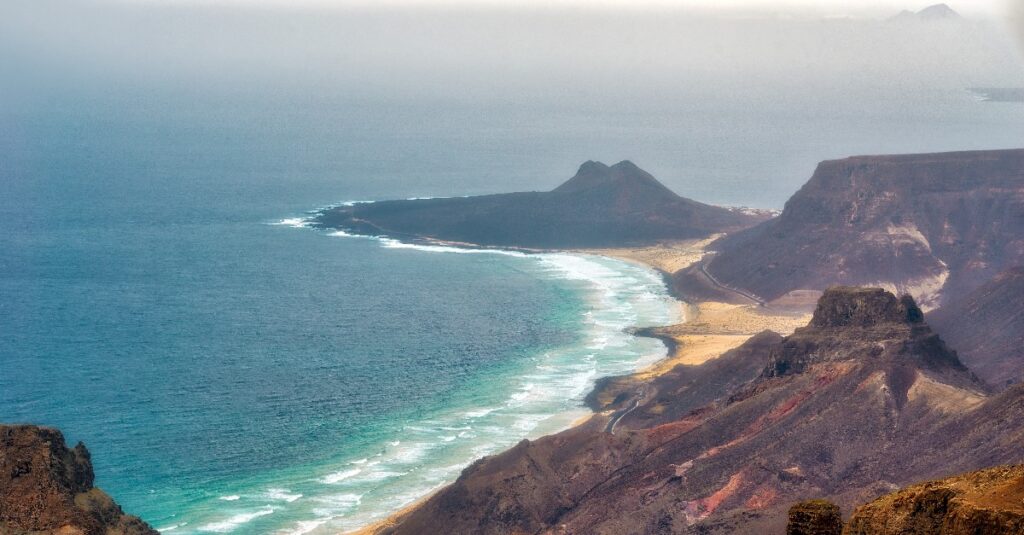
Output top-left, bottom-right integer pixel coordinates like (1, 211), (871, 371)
(348, 239), (812, 534)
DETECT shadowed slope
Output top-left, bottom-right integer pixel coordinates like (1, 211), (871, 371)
(929, 267), (1024, 390)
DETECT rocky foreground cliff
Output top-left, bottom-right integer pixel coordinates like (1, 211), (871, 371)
(375, 287), (1024, 534)
(678, 149), (1024, 309)
(0, 425), (156, 535)
(314, 161), (768, 248)
(787, 465), (1024, 534)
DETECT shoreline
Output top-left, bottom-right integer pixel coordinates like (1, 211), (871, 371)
(330, 233), (812, 535)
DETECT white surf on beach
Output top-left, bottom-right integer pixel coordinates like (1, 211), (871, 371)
(175, 216), (682, 535)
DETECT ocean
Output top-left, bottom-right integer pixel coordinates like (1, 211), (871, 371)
(3, 10), (1024, 532)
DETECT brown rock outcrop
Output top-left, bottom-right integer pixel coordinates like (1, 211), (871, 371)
(787, 500), (843, 535)
(844, 465), (1024, 534)
(0, 425), (156, 535)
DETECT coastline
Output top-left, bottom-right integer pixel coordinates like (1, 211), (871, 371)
(340, 235), (812, 535)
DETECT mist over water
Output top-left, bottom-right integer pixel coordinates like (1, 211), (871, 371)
(2, 1), (1023, 534)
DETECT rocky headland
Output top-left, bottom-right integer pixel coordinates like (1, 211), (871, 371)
(314, 161), (769, 249)
(0, 425), (156, 535)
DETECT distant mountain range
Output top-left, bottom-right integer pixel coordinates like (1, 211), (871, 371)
(315, 161), (769, 249)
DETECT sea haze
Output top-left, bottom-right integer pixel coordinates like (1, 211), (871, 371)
(1, 2), (1024, 534)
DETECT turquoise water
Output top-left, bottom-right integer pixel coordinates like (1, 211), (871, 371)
(0, 116), (679, 532)
(3, 9), (1024, 531)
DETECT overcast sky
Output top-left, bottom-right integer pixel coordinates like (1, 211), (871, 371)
(112, 0), (1006, 16)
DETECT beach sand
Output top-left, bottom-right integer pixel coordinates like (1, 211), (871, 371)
(347, 239), (810, 534)
(576, 236), (720, 274)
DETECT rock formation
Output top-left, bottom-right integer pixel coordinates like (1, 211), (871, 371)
(314, 161), (768, 248)
(682, 149), (1024, 308)
(787, 500), (843, 535)
(0, 425), (156, 535)
(844, 465), (1024, 534)
(929, 267), (1024, 390)
(377, 288), (1024, 534)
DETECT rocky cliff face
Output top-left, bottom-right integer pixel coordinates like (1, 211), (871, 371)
(689, 149), (1024, 308)
(0, 425), (156, 535)
(929, 267), (1024, 390)
(314, 161), (767, 248)
(379, 288), (1022, 535)
(843, 465), (1024, 534)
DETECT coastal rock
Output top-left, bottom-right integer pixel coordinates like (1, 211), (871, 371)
(787, 500), (843, 535)
(0, 425), (156, 535)
(378, 288), (1022, 535)
(844, 465), (1024, 534)
(929, 267), (1024, 390)
(314, 161), (768, 248)
(683, 149), (1024, 308)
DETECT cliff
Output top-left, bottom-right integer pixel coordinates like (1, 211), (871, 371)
(377, 288), (1023, 534)
(0, 425), (156, 535)
(684, 149), (1024, 308)
(844, 465), (1024, 534)
(929, 267), (1024, 390)
(314, 161), (768, 248)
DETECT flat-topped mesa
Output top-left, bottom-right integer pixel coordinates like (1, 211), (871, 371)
(763, 287), (967, 379)
(0, 425), (156, 535)
(810, 287), (924, 329)
(692, 148), (1024, 308)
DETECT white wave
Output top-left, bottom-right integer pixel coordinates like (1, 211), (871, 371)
(273, 217), (311, 228)
(281, 519), (327, 535)
(198, 507), (274, 533)
(321, 468), (361, 484)
(378, 239), (528, 257)
(311, 493), (363, 517)
(218, 495), (240, 501)
(265, 488), (302, 503)
(463, 408), (495, 418)
(350, 458), (369, 465)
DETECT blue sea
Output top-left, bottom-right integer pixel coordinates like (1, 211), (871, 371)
(3, 5), (1024, 533)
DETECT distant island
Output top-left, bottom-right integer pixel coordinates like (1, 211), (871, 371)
(969, 87), (1024, 103)
(890, 3), (961, 22)
(314, 161), (771, 249)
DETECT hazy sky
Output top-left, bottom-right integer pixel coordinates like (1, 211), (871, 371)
(119, 0), (1006, 16)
